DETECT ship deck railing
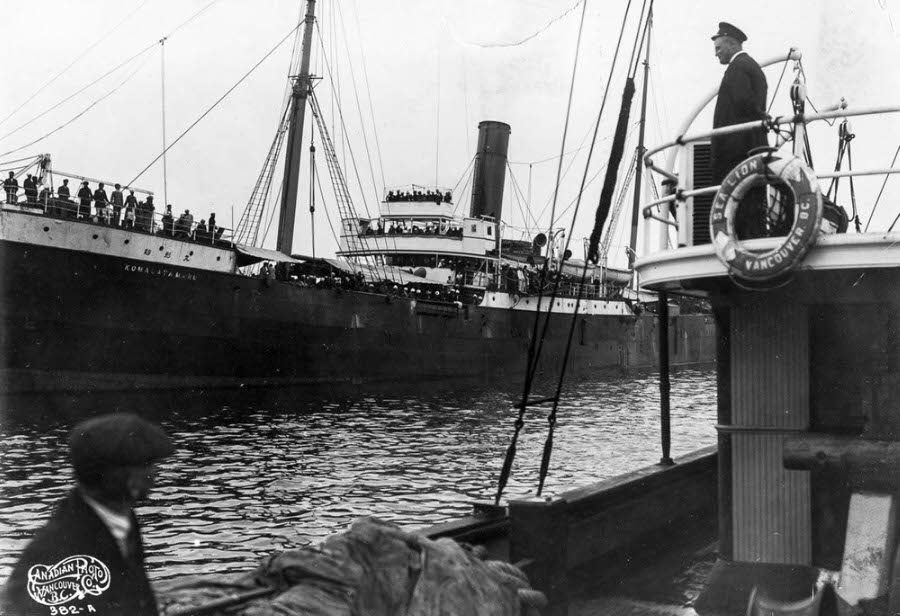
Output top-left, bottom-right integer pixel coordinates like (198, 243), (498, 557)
(2, 195), (236, 248)
(360, 227), (464, 239)
(638, 104), (900, 251)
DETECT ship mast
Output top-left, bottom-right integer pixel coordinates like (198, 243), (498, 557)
(276, 0), (316, 256)
(627, 7), (652, 270)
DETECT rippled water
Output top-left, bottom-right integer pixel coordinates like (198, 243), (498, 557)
(0, 369), (716, 584)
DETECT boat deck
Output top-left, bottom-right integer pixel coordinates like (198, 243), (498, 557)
(570, 520), (717, 615)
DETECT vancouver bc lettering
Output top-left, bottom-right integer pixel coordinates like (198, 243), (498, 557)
(124, 263), (198, 281)
(27, 555), (110, 607)
(737, 196), (815, 273)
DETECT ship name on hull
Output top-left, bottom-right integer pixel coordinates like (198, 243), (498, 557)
(124, 263), (198, 281)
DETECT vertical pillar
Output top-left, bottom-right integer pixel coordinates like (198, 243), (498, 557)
(713, 302), (733, 561)
(509, 496), (569, 616)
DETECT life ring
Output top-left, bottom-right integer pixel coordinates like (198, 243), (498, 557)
(709, 153), (823, 282)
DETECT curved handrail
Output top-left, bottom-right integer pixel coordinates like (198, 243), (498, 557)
(641, 105), (900, 224)
(662, 48), (803, 177)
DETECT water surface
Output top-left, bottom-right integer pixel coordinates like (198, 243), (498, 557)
(0, 370), (717, 582)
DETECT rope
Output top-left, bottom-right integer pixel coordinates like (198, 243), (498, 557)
(0, 0), (220, 144)
(0, 0), (151, 129)
(506, 162), (541, 232)
(335, 0), (382, 209)
(350, 0), (387, 193)
(128, 23), (302, 187)
(766, 54), (791, 114)
(445, 0), (584, 49)
(538, 2), (653, 496)
(0, 55), (152, 159)
(496, 0), (639, 505)
(494, 0), (594, 506)
(867, 144), (900, 232)
(313, 21), (373, 219)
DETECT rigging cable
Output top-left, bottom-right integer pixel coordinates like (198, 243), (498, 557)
(335, 0), (383, 207)
(0, 0), (151, 128)
(538, 1), (653, 496)
(505, 162), (541, 232)
(0, 0), (221, 144)
(867, 144), (900, 232)
(128, 23), (303, 186)
(350, 0), (387, 192)
(495, 0), (605, 505)
(444, 0), (584, 49)
(530, 0), (640, 393)
(313, 21), (373, 218)
(766, 54), (791, 114)
(0, 54), (153, 159)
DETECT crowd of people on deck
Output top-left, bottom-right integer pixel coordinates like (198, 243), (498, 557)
(3, 171), (225, 244)
(385, 189), (451, 204)
(363, 220), (464, 237)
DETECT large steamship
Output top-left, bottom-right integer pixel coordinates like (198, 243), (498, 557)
(0, 4), (715, 395)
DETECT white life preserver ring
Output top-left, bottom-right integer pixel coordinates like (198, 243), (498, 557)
(709, 153), (823, 282)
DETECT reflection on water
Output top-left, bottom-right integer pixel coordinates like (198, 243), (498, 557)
(0, 370), (716, 583)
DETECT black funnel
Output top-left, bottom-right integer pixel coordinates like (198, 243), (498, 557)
(469, 121), (511, 221)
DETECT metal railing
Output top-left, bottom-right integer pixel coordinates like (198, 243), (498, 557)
(3, 192), (235, 246)
(641, 105), (900, 242)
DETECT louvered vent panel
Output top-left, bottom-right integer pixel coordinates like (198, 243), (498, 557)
(691, 142), (714, 245)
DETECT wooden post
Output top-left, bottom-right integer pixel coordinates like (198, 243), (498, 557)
(509, 496), (569, 616)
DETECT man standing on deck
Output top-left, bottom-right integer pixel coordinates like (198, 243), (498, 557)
(4, 171), (18, 204)
(111, 183), (124, 226)
(711, 22), (769, 238)
(94, 182), (110, 224)
(2, 413), (174, 616)
(77, 181), (92, 219)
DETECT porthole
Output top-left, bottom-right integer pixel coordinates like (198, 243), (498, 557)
(124, 239), (130, 244)
(159, 246), (164, 251)
(92, 234), (99, 240)
(43, 226), (49, 232)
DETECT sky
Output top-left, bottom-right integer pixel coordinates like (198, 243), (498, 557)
(1, 0), (898, 268)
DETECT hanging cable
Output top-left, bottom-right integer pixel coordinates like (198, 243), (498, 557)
(0, 55), (152, 159)
(334, 1), (382, 209)
(867, 144), (900, 232)
(0, 0), (151, 129)
(128, 23), (302, 187)
(766, 55), (791, 114)
(496, 0), (627, 505)
(0, 0), (220, 144)
(313, 21), (373, 218)
(350, 0), (386, 193)
(537, 1), (653, 496)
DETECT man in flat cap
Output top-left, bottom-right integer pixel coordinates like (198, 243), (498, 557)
(3, 413), (174, 616)
(711, 22), (769, 238)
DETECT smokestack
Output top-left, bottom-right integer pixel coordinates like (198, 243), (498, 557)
(469, 121), (511, 222)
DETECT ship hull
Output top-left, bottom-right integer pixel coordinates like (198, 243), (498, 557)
(1, 237), (715, 394)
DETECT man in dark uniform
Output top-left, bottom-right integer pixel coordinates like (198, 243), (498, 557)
(23, 173), (38, 204)
(710, 22), (769, 238)
(4, 171), (18, 204)
(3, 413), (174, 616)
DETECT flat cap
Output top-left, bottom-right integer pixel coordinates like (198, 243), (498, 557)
(711, 22), (747, 43)
(69, 413), (174, 475)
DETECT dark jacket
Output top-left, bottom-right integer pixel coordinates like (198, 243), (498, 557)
(711, 52), (768, 182)
(93, 189), (109, 206)
(3, 489), (159, 616)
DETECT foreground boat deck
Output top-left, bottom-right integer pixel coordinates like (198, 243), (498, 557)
(570, 519), (717, 615)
